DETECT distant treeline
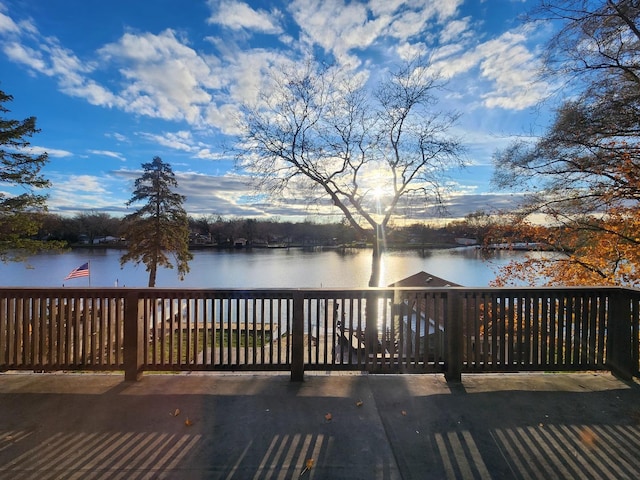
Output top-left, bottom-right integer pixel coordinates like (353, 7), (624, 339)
(33, 212), (494, 248)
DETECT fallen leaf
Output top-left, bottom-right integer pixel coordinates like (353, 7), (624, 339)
(325, 412), (332, 422)
(355, 400), (363, 407)
(185, 417), (193, 426)
(170, 408), (180, 417)
(300, 458), (314, 477)
(579, 427), (597, 448)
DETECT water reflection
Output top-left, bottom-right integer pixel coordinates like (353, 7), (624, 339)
(1, 247), (529, 288)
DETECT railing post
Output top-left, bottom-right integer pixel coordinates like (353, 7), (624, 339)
(445, 290), (463, 382)
(124, 291), (144, 381)
(607, 289), (634, 380)
(365, 290), (380, 358)
(291, 291), (304, 382)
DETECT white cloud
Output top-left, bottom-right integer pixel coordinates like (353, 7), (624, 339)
(3, 41), (49, 73)
(2, 32), (120, 108)
(475, 29), (548, 109)
(194, 149), (226, 160)
(24, 146), (73, 158)
(207, 0), (282, 34)
(89, 150), (126, 161)
(98, 29), (215, 124)
(0, 10), (19, 34)
(49, 174), (110, 211)
(439, 17), (472, 44)
(139, 130), (197, 152)
(62, 80), (120, 107)
(59, 175), (107, 193)
(108, 132), (128, 143)
(289, 0), (384, 59)
(288, 0), (463, 63)
(429, 25), (549, 110)
(137, 130), (226, 160)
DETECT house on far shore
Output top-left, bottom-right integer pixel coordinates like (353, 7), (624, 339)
(388, 271), (460, 359)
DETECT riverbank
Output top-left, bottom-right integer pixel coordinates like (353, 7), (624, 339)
(69, 241), (460, 251)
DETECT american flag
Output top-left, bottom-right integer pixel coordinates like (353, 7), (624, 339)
(64, 262), (90, 280)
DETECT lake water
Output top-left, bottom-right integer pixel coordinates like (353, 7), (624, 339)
(1, 247), (531, 288)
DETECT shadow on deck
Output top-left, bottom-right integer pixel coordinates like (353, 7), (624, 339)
(0, 371), (638, 479)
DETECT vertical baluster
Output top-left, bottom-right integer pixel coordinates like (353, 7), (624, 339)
(541, 294), (549, 368)
(478, 291), (487, 370)
(35, 296), (44, 367)
(173, 297), (179, 366)
(569, 293), (577, 367)
(472, 292), (481, 370)
(202, 297), (209, 367)
(186, 297), (192, 366)
(322, 298), (328, 366)
(550, 294), (559, 368)
(25, 296), (33, 367)
(597, 295), (607, 367)
(532, 295), (540, 368)
(580, 293), (590, 366)
(507, 295), (515, 368)
(100, 297), (106, 367)
(16, 295), (25, 367)
(225, 297), (231, 366)
(8, 295), (16, 368)
(523, 295), (531, 366)
(559, 294), (568, 367)
(219, 297), (225, 366)
(0, 296), (7, 367)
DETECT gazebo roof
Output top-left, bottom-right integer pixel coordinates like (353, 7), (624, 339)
(388, 271), (460, 288)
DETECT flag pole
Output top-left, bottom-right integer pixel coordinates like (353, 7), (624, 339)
(88, 260), (91, 287)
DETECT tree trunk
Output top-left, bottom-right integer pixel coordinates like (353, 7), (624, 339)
(368, 227), (383, 287)
(148, 263), (157, 287)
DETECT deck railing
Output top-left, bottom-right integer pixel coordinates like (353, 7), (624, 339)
(1, 287), (638, 381)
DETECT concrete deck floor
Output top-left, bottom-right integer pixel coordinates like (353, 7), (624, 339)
(0, 371), (639, 479)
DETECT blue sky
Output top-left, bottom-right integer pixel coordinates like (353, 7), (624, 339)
(0, 0), (553, 224)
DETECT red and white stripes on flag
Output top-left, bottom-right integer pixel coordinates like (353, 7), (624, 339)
(64, 262), (90, 280)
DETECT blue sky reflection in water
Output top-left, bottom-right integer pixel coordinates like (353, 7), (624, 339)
(3, 248), (534, 288)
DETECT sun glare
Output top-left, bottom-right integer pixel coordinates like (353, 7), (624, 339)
(372, 185), (385, 199)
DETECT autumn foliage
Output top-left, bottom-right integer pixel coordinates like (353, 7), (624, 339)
(490, 148), (640, 286)
(491, 2), (640, 287)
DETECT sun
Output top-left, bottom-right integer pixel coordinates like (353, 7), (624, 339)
(372, 185), (386, 200)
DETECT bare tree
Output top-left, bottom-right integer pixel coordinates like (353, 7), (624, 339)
(237, 57), (465, 286)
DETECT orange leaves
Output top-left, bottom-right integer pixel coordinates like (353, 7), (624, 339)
(489, 207), (640, 287)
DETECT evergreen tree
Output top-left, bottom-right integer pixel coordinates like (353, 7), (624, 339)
(0, 88), (59, 261)
(120, 156), (192, 287)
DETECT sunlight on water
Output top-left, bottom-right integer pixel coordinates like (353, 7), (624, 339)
(1, 247), (529, 288)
